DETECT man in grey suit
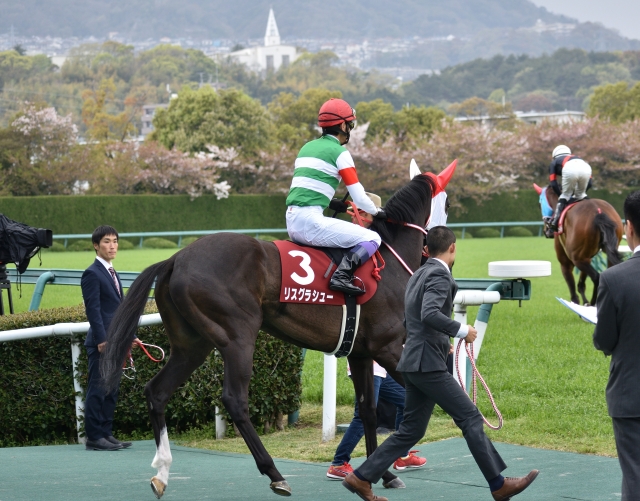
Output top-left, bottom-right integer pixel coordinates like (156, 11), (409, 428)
(594, 190), (640, 501)
(343, 226), (538, 501)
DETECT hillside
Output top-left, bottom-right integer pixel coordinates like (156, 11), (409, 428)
(2, 0), (572, 40)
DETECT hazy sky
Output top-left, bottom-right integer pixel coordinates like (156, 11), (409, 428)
(532, 0), (640, 40)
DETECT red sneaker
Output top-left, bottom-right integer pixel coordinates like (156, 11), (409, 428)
(327, 462), (354, 480)
(393, 450), (427, 470)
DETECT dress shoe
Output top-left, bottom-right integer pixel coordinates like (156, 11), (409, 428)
(342, 473), (388, 501)
(86, 437), (123, 451)
(107, 435), (132, 448)
(491, 470), (539, 501)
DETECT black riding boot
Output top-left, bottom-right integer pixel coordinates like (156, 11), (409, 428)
(329, 249), (367, 296)
(545, 200), (567, 238)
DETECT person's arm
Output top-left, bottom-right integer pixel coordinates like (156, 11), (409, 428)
(593, 273), (618, 356)
(420, 269), (462, 336)
(549, 160), (561, 196)
(337, 151), (380, 215)
(80, 268), (107, 345)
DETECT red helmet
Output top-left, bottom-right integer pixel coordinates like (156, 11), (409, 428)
(318, 98), (356, 127)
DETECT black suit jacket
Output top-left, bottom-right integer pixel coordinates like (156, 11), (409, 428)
(397, 258), (461, 373)
(593, 252), (640, 418)
(81, 259), (123, 348)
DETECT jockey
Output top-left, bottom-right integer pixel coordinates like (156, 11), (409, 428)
(286, 98), (386, 296)
(545, 145), (593, 238)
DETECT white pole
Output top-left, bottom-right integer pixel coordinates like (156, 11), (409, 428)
(453, 303), (468, 389)
(215, 406), (227, 439)
(70, 336), (86, 444)
(322, 353), (337, 442)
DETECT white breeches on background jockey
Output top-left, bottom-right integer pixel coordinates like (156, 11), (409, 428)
(286, 205), (381, 248)
(560, 159), (592, 201)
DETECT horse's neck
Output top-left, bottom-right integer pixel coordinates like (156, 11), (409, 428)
(384, 229), (424, 274)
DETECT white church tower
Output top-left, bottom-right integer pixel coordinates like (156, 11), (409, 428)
(229, 8), (298, 73)
(264, 8), (281, 47)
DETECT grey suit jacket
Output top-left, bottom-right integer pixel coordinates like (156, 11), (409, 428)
(593, 252), (640, 418)
(397, 258), (461, 373)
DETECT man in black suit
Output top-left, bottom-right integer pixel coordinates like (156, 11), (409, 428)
(81, 225), (135, 451)
(343, 226), (539, 501)
(594, 190), (640, 501)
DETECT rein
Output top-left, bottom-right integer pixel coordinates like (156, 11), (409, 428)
(123, 340), (166, 380)
(349, 202), (503, 430)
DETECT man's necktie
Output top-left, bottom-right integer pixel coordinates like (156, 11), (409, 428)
(108, 267), (121, 297)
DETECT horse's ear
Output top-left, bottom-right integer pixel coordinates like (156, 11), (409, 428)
(436, 159), (457, 189)
(533, 183), (543, 195)
(409, 158), (421, 179)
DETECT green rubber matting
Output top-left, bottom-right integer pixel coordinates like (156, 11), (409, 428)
(0, 438), (621, 501)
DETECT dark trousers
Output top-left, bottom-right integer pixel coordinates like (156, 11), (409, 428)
(332, 375), (407, 466)
(84, 346), (120, 441)
(357, 370), (507, 484)
(612, 417), (640, 501)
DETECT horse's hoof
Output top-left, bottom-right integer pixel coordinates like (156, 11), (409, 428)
(382, 477), (406, 489)
(270, 480), (292, 496)
(150, 477), (166, 499)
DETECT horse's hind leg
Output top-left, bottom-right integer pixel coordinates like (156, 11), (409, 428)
(577, 270), (589, 305)
(146, 291), (213, 498)
(556, 239), (579, 303)
(219, 341), (291, 496)
(574, 260), (599, 305)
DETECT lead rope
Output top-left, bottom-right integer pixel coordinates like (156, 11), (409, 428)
(349, 204), (503, 430)
(455, 341), (503, 430)
(122, 340), (166, 380)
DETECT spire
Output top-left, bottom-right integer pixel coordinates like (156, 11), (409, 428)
(264, 8), (281, 47)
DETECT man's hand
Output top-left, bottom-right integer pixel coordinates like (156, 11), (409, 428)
(373, 209), (387, 220)
(132, 338), (140, 349)
(329, 198), (349, 213)
(465, 325), (478, 344)
(98, 341), (107, 353)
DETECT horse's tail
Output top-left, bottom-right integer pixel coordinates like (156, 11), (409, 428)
(101, 259), (172, 393)
(594, 212), (623, 267)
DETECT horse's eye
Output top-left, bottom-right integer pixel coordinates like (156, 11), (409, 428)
(445, 197), (450, 215)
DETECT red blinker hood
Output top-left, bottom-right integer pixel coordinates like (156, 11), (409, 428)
(426, 159), (457, 195)
(533, 183), (543, 195)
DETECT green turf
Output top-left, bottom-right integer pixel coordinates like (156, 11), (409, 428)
(0, 438), (622, 501)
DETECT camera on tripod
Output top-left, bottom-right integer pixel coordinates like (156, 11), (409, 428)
(0, 214), (53, 314)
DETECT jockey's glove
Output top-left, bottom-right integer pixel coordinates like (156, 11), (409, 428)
(329, 198), (349, 213)
(373, 209), (388, 220)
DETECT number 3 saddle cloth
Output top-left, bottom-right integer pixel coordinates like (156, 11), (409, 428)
(274, 240), (379, 306)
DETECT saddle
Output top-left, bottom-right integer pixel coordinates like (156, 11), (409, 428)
(273, 240), (381, 358)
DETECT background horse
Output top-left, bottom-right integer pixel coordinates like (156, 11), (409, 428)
(102, 164), (453, 499)
(534, 183), (623, 305)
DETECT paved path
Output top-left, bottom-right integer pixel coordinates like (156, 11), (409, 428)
(0, 438), (621, 500)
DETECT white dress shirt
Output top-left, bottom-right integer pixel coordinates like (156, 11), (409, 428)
(431, 257), (469, 339)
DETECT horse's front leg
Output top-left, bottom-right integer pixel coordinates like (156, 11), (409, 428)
(348, 357), (403, 489)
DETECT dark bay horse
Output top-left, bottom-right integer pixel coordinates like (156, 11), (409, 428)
(534, 183), (623, 305)
(102, 168), (452, 499)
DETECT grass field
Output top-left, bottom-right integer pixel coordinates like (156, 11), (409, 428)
(6, 237), (616, 460)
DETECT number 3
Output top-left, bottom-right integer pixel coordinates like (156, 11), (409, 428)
(289, 250), (315, 285)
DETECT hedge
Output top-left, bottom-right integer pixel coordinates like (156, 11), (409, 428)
(0, 194), (288, 234)
(0, 304), (303, 447)
(0, 189), (631, 236)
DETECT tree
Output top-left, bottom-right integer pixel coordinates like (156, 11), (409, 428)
(356, 99), (395, 140)
(151, 85), (272, 156)
(588, 81), (640, 123)
(269, 87), (341, 149)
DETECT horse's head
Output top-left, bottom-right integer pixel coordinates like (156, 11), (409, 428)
(370, 159), (456, 243)
(533, 183), (554, 219)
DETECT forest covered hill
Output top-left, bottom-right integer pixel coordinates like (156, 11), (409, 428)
(2, 0), (576, 40)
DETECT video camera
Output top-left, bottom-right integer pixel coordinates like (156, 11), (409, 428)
(0, 213), (53, 279)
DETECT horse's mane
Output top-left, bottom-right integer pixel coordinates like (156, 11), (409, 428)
(369, 174), (435, 243)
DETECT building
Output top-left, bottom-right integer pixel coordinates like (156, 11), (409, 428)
(454, 110), (585, 128)
(229, 8), (298, 73)
(141, 104), (168, 136)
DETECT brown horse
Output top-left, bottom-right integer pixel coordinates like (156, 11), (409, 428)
(102, 167), (453, 499)
(534, 183), (623, 305)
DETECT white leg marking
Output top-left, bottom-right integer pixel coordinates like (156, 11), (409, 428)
(151, 427), (172, 485)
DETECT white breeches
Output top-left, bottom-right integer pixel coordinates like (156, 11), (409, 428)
(286, 205), (381, 248)
(560, 159), (592, 201)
